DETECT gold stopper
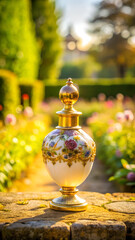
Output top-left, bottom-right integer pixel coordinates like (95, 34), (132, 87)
(59, 78), (79, 107)
(56, 78), (82, 129)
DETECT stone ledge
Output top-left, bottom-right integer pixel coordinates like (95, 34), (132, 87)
(0, 191), (135, 240)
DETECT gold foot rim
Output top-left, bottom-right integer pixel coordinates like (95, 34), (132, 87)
(50, 201), (87, 212)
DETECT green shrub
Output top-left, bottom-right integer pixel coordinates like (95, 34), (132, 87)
(88, 100), (135, 189)
(0, 115), (51, 191)
(0, 70), (19, 118)
(45, 79), (135, 99)
(0, 0), (39, 80)
(59, 57), (100, 79)
(19, 80), (44, 111)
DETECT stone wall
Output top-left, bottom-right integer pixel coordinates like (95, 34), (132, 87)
(0, 192), (135, 240)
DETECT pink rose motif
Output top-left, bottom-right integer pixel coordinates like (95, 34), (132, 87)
(65, 139), (77, 150)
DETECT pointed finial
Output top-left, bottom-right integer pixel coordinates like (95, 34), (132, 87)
(66, 78), (73, 85)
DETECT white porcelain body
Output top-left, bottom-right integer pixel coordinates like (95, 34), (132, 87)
(42, 128), (96, 187)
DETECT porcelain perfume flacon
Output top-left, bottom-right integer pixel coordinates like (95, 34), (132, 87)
(42, 78), (96, 211)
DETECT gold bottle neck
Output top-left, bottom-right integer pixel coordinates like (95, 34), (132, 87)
(56, 107), (82, 129)
(57, 114), (80, 129)
(56, 78), (82, 129)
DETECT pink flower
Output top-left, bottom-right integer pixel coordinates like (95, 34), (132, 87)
(105, 100), (114, 108)
(108, 119), (114, 125)
(98, 93), (106, 102)
(23, 107), (33, 118)
(108, 123), (122, 133)
(5, 114), (16, 126)
(114, 123), (122, 131)
(108, 126), (115, 133)
(124, 110), (134, 121)
(116, 93), (124, 101)
(86, 112), (98, 125)
(65, 139), (77, 150)
(127, 172), (135, 182)
(40, 102), (50, 112)
(115, 149), (122, 158)
(116, 112), (125, 122)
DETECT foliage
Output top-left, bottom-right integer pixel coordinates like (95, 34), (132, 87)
(94, 34), (135, 78)
(88, 97), (135, 189)
(31, 0), (62, 81)
(0, 114), (51, 192)
(90, 0), (135, 42)
(44, 82), (135, 100)
(0, 0), (39, 80)
(19, 80), (44, 112)
(0, 70), (19, 119)
(59, 57), (100, 79)
(97, 65), (118, 78)
(89, 0), (135, 78)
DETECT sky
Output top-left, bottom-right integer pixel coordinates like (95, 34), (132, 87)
(56, 0), (101, 49)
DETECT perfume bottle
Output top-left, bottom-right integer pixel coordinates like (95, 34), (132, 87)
(42, 78), (96, 211)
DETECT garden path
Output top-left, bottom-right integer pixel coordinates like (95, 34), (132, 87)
(9, 154), (117, 193)
(9, 128), (117, 193)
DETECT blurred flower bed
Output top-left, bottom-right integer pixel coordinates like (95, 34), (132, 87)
(0, 102), (51, 192)
(87, 94), (135, 190)
(39, 97), (106, 126)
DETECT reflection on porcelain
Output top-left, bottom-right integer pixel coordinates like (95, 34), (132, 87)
(42, 128), (96, 187)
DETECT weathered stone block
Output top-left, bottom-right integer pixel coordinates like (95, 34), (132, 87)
(124, 221), (135, 240)
(71, 220), (126, 240)
(2, 221), (70, 240)
(0, 192), (135, 239)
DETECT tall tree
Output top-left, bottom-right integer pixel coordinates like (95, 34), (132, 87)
(0, 0), (39, 80)
(90, 0), (135, 41)
(89, 0), (135, 77)
(97, 34), (135, 78)
(31, 0), (62, 81)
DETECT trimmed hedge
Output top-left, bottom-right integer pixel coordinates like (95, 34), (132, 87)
(45, 78), (135, 85)
(19, 80), (44, 111)
(0, 0), (39, 80)
(0, 70), (19, 118)
(44, 81), (135, 100)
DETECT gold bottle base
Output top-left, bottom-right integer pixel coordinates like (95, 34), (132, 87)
(50, 201), (87, 212)
(50, 187), (88, 212)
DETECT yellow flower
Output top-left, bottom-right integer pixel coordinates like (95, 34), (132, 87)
(74, 136), (80, 140)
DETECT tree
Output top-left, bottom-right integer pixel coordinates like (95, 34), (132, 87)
(97, 34), (135, 78)
(89, 0), (135, 78)
(0, 0), (39, 81)
(31, 0), (62, 81)
(90, 0), (135, 41)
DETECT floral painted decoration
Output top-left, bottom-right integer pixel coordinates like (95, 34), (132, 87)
(42, 129), (96, 167)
